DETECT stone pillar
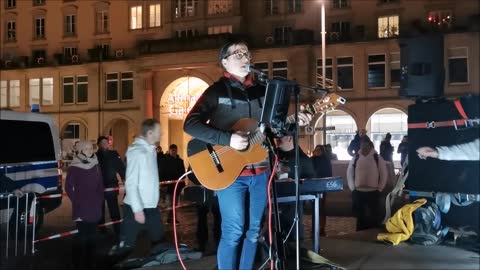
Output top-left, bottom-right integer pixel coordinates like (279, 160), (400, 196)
(138, 70), (154, 119)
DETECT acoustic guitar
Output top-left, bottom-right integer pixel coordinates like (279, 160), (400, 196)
(187, 92), (346, 190)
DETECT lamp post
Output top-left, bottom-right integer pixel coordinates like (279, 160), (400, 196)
(320, 1), (328, 145)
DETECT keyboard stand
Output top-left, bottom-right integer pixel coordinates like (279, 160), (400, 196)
(277, 193), (323, 253)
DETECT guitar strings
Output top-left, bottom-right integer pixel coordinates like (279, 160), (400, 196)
(210, 131), (263, 156)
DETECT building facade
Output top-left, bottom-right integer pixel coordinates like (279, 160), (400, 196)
(1, 0), (479, 161)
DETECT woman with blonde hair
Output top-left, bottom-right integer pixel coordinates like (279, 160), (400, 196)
(65, 140), (104, 270)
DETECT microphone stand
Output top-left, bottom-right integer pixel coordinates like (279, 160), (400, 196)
(292, 84), (302, 270)
(256, 75), (322, 270)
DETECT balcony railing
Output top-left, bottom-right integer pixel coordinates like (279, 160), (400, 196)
(137, 33), (250, 55)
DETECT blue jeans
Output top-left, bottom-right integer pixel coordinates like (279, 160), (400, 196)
(216, 172), (269, 270)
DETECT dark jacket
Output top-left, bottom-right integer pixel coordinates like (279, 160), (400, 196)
(96, 150), (126, 188)
(397, 142), (408, 165)
(162, 154), (186, 181)
(184, 76), (266, 147)
(311, 155), (333, 178)
(347, 134), (370, 157)
(278, 148), (315, 179)
(380, 140), (394, 162)
(157, 152), (166, 180)
(65, 166), (104, 222)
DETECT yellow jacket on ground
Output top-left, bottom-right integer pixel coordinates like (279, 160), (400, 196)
(377, 198), (427, 245)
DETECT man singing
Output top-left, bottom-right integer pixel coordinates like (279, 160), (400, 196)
(184, 40), (269, 270)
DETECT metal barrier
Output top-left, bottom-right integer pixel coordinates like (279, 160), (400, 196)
(0, 192), (37, 258)
(0, 179), (188, 259)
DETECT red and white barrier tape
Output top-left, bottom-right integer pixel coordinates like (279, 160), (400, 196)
(32, 201), (194, 244)
(37, 179), (186, 199)
(33, 219), (123, 243)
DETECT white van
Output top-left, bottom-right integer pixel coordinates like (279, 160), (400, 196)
(0, 110), (63, 231)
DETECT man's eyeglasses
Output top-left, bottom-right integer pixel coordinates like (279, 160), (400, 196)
(224, 51), (252, 60)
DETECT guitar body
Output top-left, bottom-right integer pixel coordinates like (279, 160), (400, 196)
(187, 118), (268, 190)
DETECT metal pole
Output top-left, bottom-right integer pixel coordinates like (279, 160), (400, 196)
(6, 194), (11, 258)
(15, 196), (19, 256)
(32, 195), (37, 255)
(24, 193), (28, 255)
(294, 88), (300, 270)
(321, 3), (326, 90)
(321, 3), (327, 145)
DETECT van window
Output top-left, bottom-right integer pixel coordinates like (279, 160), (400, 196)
(0, 120), (56, 164)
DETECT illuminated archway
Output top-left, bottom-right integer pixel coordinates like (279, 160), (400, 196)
(159, 77), (209, 162)
(314, 109), (357, 160)
(366, 108), (408, 163)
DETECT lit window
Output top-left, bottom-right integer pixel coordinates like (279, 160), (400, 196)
(377, 15), (399, 38)
(29, 78), (53, 106)
(0, 80), (20, 108)
(149, 4), (161, 27)
(130, 6), (142, 29)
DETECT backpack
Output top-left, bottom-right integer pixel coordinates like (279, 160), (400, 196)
(352, 152), (379, 180)
(410, 202), (445, 245)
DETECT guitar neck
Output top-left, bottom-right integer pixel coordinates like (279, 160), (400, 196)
(248, 130), (265, 145)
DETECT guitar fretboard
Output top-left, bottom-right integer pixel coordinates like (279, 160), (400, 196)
(248, 130), (264, 145)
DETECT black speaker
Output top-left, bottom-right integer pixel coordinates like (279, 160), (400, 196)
(407, 96), (480, 194)
(399, 35), (445, 98)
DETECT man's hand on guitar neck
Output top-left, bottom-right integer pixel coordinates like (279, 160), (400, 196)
(230, 132), (249, 150)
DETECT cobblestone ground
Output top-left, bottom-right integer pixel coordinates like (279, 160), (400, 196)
(0, 190), (357, 270)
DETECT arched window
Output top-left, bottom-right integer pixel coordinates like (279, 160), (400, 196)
(367, 108), (407, 163)
(314, 109), (357, 160)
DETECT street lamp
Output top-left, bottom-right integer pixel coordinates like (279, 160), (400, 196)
(318, 0), (328, 145)
(321, 1), (326, 92)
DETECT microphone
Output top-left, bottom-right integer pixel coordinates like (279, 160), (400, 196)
(245, 64), (268, 78)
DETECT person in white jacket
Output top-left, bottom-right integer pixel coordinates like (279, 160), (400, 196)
(417, 138), (480, 161)
(110, 119), (164, 257)
(347, 139), (388, 231)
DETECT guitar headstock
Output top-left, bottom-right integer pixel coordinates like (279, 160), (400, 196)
(309, 93), (346, 116)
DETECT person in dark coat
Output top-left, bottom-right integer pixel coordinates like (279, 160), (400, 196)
(96, 136), (126, 236)
(348, 129), (370, 157)
(397, 135), (408, 166)
(380, 132), (394, 162)
(311, 145), (333, 236)
(156, 144), (167, 204)
(325, 144), (338, 160)
(162, 144), (186, 224)
(65, 141), (104, 270)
